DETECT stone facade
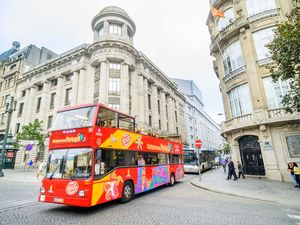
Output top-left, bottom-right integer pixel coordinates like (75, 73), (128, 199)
(207, 0), (300, 181)
(0, 6), (187, 165)
(171, 78), (224, 151)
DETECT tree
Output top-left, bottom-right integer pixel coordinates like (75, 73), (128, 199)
(223, 143), (230, 154)
(267, 0), (300, 113)
(16, 119), (45, 160)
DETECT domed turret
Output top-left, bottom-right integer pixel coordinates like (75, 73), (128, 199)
(91, 6), (136, 45)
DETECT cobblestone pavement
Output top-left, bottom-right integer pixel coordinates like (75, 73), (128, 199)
(0, 175), (300, 225)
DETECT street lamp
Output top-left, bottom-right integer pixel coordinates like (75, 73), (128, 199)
(0, 94), (16, 177)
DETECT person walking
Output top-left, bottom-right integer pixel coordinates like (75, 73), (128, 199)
(288, 162), (297, 186)
(237, 161), (245, 179)
(293, 162), (300, 188)
(37, 160), (45, 178)
(221, 158), (227, 173)
(227, 159), (238, 180)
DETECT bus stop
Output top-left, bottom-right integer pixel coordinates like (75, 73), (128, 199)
(0, 133), (18, 169)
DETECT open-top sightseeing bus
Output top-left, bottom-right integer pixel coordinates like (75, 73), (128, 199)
(183, 149), (215, 173)
(39, 103), (184, 207)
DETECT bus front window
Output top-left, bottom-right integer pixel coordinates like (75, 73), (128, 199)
(52, 106), (96, 130)
(46, 148), (92, 179)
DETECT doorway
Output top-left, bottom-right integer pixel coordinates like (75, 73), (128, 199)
(239, 135), (265, 176)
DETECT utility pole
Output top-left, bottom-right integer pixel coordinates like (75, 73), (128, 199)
(0, 95), (16, 177)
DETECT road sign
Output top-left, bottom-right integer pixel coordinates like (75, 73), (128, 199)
(25, 144), (33, 151)
(19, 140), (39, 145)
(195, 139), (202, 148)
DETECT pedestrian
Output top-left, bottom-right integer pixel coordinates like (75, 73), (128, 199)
(237, 161), (245, 179)
(221, 158), (227, 173)
(292, 162), (300, 188)
(288, 162), (297, 186)
(37, 160), (45, 178)
(227, 159), (238, 180)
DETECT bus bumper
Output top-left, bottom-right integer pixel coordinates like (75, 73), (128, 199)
(39, 194), (91, 207)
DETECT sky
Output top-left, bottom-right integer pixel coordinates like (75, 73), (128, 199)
(0, 0), (225, 124)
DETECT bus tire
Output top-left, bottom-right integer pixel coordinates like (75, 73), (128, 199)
(121, 181), (134, 203)
(169, 173), (175, 186)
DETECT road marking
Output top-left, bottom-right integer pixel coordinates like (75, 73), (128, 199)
(287, 214), (300, 220)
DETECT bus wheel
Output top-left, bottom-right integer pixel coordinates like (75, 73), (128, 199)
(169, 173), (175, 186)
(121, 181), (134, 203)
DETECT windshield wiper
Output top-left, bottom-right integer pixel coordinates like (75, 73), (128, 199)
(49, 156), (64, 180)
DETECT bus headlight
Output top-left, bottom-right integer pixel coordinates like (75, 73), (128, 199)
(78, 190), (85, 197)
(40, 187), (46, 194)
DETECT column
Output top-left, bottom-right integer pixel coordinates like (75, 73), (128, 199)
(85, 65), (96, 103)
(143, 78), (149, 129)
(24, 87), (36, 124)
(130, 70), (139, 117)
(99, 61), (108, 105)
(120, 63), (130, 114)
(151, 84), (159, 130)
(39, 81), (50, 128)
(168, 96), (175, 134)
(103, 21), (109, 35)
(54, 76), (64, 111)
(71, 71), (79, 105)
(77, 69), (86, 104)
(137, 75), (145, 126)
(93, 30), (98, 41)
(160, 91), (167, 132)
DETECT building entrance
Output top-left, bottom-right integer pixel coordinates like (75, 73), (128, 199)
(239, 135), (265, 176)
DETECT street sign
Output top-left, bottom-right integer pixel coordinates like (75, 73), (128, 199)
(25, 144), (33, 151)
(195, 139), (202, 148)
(19, 140), (39, 145)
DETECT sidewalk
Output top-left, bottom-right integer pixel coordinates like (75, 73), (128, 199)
(191, 168), (300, 207)
(1, 168), (43, 184)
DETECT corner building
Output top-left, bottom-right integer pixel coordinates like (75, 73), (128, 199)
(9, 6), (186, 165)
(207, 0), (300, 181)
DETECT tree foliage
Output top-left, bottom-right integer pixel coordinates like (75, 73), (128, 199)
(16, 119), (45, 147)
(223, 143), (230, 154)
(267, 0), (300, 112)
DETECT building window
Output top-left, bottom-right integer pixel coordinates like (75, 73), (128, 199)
(166, 105), (168, 118)
(108, 103), (120, 111)
(286, 135), (300, 158)
(175, 111), (178, 122)
(158, 100), (160, 114)
(65, 74), (73, 82)
(37, 85), (43, 92)
(222, 40), (245, 76)
(1, 113), (6, 124)
(18, 103), (24, 117)
(109, 24), (122, 35)
(149, 115), (152, 126)
(167, 122), (169, 131)
(2, 94), (9, 107)
(47, 116), (53, 129)
(36, 97), (41, 113)
(217, 8), (234, 30)
(246, 0), (277, 17)
(263, 76), (289, 109)
(49, 93), (56, 109)
(190, 135), (194, 140)
(15, 123), (20, 134)
(147, 81), (151, 90)
(228, 84), (253, 117)
(99, 26), (104, 36)
(7, 77), (13, 88)
(253, 27), (275, 61)
(108, 78), (121, 95)
(109, 62), (121, 70)
(50, 79), (58, 87)
(176, 127), (179, 135)
(64, 88), (72, 105)
(21, 90), (26, 97)
(0, 82), (2, 92)
(190, 126), (193, 131)
(159, 119), (161, 129)
(148, 94), (151, 110)
(10, 64), (16, 70)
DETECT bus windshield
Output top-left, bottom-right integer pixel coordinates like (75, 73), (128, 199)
(52, 106), (96, 130)
(184, 151), (197, 165)
(46, 148), (92, 179)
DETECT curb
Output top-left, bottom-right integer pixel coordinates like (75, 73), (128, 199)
(190, 179), (278, 205)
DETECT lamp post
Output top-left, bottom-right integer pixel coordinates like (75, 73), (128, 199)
(0, 95), (16, 177)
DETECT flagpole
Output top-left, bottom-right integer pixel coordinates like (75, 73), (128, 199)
(209, 0), (224, 57)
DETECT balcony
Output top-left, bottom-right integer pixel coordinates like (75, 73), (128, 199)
(257, 57), (273, 66)
(223, 65), (246, 82)
(221, 108), (300, 134)
(248, 8), (279, 23)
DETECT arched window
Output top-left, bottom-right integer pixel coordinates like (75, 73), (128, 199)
(222, 40), (245, 76)
(246, 0), (277, 17)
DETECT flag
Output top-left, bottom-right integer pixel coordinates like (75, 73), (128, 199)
(211, 6), (225, 18)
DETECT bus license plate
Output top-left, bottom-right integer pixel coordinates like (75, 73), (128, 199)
(53, 198), (64, 203)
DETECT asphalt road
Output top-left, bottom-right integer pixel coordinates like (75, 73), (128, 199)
(0, 174), (299, 225)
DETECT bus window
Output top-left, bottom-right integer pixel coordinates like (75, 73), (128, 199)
(170, 154), (179, 164)
(96, 107), (118, 128)
(144, 153), (158, 165)
(158, 154), (168, 164)
(94, 149), (105, 180)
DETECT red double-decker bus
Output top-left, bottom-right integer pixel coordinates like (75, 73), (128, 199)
(39, 103), (184, 207)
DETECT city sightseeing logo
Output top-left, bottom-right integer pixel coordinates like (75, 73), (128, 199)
(52, 133), (86, 144)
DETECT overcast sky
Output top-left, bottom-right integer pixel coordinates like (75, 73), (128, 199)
(0, 0), (225, 124)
